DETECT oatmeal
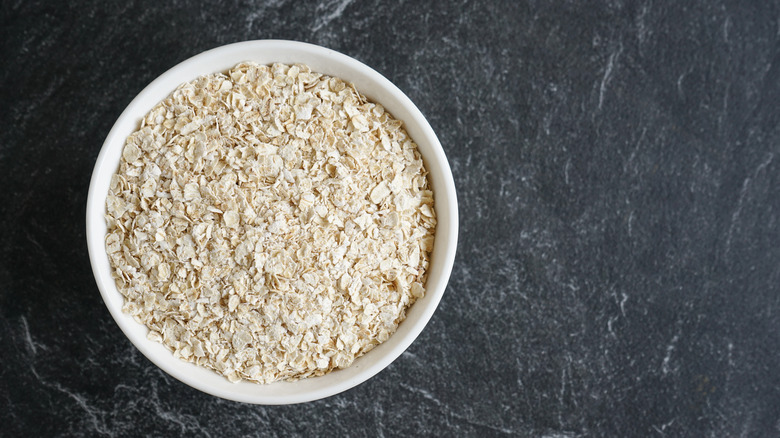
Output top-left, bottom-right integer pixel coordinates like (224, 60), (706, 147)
(104, 62), (436, 383)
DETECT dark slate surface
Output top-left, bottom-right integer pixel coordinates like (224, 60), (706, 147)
(2, 1), (780, 436)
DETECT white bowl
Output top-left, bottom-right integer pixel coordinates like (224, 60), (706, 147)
(86, 40), (458, 404)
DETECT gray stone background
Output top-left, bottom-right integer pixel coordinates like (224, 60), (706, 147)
(2, 1), (779, 436)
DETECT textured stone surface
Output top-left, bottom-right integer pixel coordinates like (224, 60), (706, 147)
(2, 1), (780, 436)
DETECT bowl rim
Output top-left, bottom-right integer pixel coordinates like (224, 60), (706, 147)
(86, 39), (458, 404)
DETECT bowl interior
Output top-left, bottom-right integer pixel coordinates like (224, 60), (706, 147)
(86, 40), (458, 404)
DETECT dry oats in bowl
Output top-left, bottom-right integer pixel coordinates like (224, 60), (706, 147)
(86, 40), (458, 404)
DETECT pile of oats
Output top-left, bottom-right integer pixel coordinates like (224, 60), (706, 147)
(105, 62), (436, 383)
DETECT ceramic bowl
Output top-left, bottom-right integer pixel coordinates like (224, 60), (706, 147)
(86, 40), (458, 404)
